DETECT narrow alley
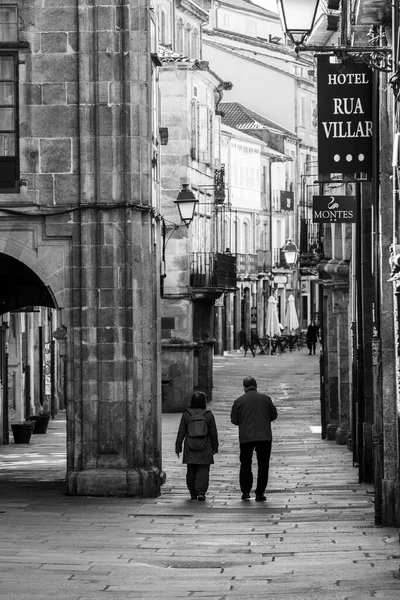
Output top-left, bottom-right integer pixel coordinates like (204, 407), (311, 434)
(0, 346), (399, 599)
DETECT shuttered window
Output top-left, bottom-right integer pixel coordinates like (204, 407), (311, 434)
(191, 98), (198, 160)
(198, 104), (210, 164)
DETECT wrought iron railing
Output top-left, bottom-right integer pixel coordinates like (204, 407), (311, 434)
(190, 252), (237, 289)
(257, 250), (271, 273)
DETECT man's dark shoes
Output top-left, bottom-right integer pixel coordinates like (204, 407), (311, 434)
(190, 494), (197, 500)
(255, 494), (266, 502)
(197, 494), (205, 501)
(241, 493), (250, 500)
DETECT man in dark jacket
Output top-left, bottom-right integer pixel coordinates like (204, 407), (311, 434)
(306, 320), (319, 355)
(231, 376), (277, 501)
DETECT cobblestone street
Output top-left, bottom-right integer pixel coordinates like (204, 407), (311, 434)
(0, 347), (399, 599)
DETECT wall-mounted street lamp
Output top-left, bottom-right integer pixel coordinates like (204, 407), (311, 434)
(174, 184), (198, 228)
(161, 184), (198, 295)
(282, 238), (299, 268)
(276, 0), (320, 47)
(275, 0), (392, 71)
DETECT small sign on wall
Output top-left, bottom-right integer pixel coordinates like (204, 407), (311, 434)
(312, 195), (356, 223)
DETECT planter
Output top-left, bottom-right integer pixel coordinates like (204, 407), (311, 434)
(11, 422), (34, 444)
(30, 414), (51, 434)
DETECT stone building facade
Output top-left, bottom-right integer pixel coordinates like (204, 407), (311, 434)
(159, 0), (235, 412)
(0, 1), (164, 496)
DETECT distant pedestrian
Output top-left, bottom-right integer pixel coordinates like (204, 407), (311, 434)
(306, 320), (319, 355)
(231, 376), (277, 502)
(175, 391), (219, 501)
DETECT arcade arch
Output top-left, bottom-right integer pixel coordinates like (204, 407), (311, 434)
(0, 253), (66, 447)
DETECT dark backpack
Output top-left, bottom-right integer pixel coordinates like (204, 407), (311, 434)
(186, 409), (209, 451)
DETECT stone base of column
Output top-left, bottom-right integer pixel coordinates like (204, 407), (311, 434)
(66, 467), (165, 497)
(381, 479), (400, 527)
(326, 423), (338, 440)
(335, 426), (348, 445)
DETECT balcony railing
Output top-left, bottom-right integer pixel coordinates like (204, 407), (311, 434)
(257, 249), (271, 273)
(236, 253), (258, 276)
(190, 252), (237, 290)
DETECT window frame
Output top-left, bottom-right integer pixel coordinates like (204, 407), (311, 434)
(0, 5), (18, 43)
(0, 50), (19, 193)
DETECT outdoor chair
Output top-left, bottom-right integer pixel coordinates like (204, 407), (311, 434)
(256, 337), (270, 355)
(288, 334), (299, 352)
(275, 335), (289, 354)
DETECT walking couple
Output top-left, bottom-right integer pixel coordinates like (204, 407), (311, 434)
(175, 376), (278, 502)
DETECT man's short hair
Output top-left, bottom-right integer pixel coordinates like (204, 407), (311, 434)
(243, 376), (257, 389)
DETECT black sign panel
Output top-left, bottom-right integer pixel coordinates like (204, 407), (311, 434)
(317, 57), (373, 177)
(313, 195), (356, 223)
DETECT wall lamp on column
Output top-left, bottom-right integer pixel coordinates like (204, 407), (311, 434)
(162, 184), (198, 245)
(282, 238), (299, 268)
(174, 184), (198, 228)
(161, 185), (198, 294)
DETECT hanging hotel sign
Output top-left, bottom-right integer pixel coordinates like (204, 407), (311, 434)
(312, 195), (356, 223)
(317, 57), (373, 177)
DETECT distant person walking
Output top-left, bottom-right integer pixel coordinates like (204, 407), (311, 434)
(175, 391), (219, 501)
(306, 320), (319, 355)
(231, 376), (277, 502)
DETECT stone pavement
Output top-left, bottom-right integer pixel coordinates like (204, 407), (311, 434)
(0, 347), (399, 599)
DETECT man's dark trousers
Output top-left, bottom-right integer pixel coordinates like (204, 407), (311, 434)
(239, 440), (272, 495)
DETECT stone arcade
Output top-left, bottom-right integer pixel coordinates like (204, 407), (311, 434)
(0, 1), (163, 496)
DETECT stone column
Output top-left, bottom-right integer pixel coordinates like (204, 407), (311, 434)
(214, 296), (224, 356)
(324, 286), (339, 440)
(378, 64), (400, 526)
(193, 299), (215, 402)
(66, 1), (162, 496)
(336, 294), (350, 445)
(224, 293), (234, 351)
(256, 277), (265, 338)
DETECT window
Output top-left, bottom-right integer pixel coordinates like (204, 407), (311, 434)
(0, 52), (18, 191)
(311, 100), (317, 135)
(213, 115), (221, 166)
(245, 19), (256, 37)
(160, 10), (167, 45)
(198, 104), (211, 163)
(0, 6), (17, 42)
(191, 100), (212, 164)
(219, 11), (230, 29)
(298, 95), (306, 128)
(191, 98), (198, 160)
(191, 29), (199, 60)
(243, 221), (249, 254)
(184, 25), (191, 57)
(176, 19), (183, 53)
